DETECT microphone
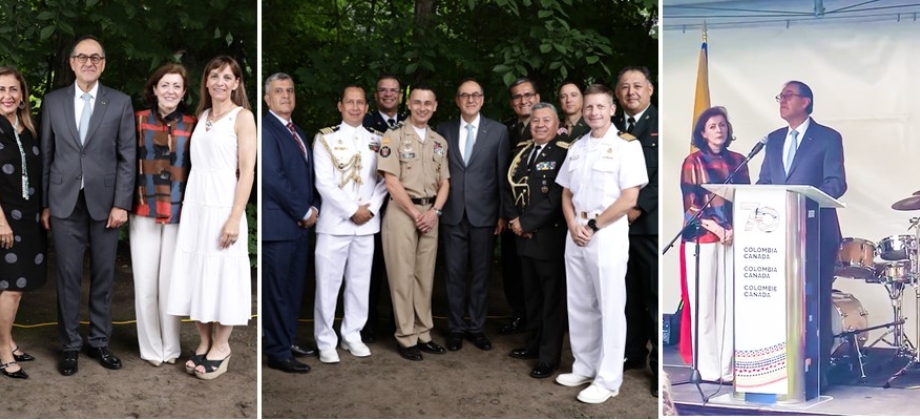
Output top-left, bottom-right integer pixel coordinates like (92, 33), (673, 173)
(746, 136), (769, 159)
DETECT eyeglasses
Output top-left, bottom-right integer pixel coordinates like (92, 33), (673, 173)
(511, 92), (536, 102)
(775, 93), (802, 103)
(458, 92), (483, 101)
(72, 54), (105, 65)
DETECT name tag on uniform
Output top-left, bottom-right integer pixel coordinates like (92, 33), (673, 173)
(401, 152), (416, 159)
(536, 161), (556, 171)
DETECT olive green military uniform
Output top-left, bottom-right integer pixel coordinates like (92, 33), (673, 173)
(377, 123), (450, 348)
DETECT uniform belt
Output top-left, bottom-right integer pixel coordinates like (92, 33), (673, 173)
(579, 211), (600, 220)
(411, 197), (436, 206)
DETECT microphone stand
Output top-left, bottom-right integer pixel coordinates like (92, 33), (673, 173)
(662, 142), (763, 403)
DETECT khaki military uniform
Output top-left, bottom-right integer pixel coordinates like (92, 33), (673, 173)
(376, 123), (450, 348)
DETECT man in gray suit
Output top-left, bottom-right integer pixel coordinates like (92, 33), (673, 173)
(41, 35), (136, 376)
(436, 78), (510, 351)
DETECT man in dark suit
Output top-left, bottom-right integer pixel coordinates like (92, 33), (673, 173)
(500, 77), (541, 335)
(612, 66), (659, 397)
(262, 72), (321, 373)
(503, 102), (569, 379)
(435, 79), (510, 351)
(40, 36), (136, 376)
(757, 80), (846, 392)
(360, 74), (403, 343)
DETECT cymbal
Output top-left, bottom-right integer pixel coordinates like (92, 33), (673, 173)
(892, 195), (920, 211)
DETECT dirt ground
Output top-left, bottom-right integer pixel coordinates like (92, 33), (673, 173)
(6, 244), (258, 419)
(262, 257), (659, 419)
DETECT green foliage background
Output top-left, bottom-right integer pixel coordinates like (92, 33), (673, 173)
(262, 0), (658, 133)
(0, 0), (258, 265)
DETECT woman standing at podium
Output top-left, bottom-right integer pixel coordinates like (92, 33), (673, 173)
(678, 106), (749, 383)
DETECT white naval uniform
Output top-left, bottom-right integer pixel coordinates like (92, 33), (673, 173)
(555, 129), (648, 393)
(313, 122), (389, 351)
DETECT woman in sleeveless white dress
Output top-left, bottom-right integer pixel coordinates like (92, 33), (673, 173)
(167, 56), (256, 380)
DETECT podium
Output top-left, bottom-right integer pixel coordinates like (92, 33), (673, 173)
(703, 184), (844, 404)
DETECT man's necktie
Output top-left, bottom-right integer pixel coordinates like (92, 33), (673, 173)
(785, 129), (798, 175)
(463, 124), (475, 165)
(527, 145), (542, 168)
(626, 117), (636, 134)
(287, 122), (307, 159)
(79, 93), (93, 144)
(387, 118), (396, 129)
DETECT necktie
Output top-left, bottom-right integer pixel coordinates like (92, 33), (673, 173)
(527, 145), (541, 168)
(785, 129), (798, 175)
(286, 122), (307, 159)
(626, 117), (636, 134)
(387, 118), (396, 128)
(463, 123), (475, 165)
(79, 93), (93, 144)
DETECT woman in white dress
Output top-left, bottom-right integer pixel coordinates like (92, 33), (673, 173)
(167, 56), (256, 380)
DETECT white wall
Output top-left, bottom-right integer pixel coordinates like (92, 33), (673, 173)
(661, 20), (920, 349)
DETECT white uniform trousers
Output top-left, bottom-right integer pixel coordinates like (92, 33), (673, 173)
(128, 215), (182, 363)
(683, 241), (734, 382)
(565, 227), (629, 392)
(314, 233), (374, 351)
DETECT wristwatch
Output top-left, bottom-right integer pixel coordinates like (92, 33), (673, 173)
(433, 207), (443, 217)
(587, 219), (600, 232)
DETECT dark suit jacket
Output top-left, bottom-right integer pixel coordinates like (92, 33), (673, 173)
(614, 104), (658, 235)
(502, 137), (568, 260)
(261, 113), (320, 241)
(41, 83), (136, 220)
(562, 117), (589, 143)
(436, 116), (510, 227)
(757, 117), (846, 247)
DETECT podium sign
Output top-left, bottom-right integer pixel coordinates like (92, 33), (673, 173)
(704, 184), (842, 404)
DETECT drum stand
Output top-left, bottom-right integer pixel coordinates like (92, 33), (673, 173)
(885, 279), (920, 388)
(865, 281), (915, 356)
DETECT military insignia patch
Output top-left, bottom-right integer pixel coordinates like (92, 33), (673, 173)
(380, 146), (391, 157)
(433, 142), (445, 156)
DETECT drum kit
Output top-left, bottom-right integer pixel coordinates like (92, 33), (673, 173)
(833, 192), (920, 385)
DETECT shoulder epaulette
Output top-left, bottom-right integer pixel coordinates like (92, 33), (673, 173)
(365, 127), (384, 136)
(618, 132), (637, 141)
(319, 125), (340, 135)
(516, 139), (532, 148)
(555, 140), (571, 150)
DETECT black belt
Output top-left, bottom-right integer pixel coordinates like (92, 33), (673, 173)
(411, 197), (435, 206)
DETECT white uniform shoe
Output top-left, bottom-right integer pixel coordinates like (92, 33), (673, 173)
(319, 348), (340, 364)
(555, 372), (593, 387)
(577, 384), (618, 404)
(341, 340), (371, 357)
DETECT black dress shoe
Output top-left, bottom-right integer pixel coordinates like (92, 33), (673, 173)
(291, 344), (317, 358)
(397, 344), (423, 361)
(447, 333), (463, 351)
(418, 340), (446, 354)
(12, 346), (34, 362)
(361, 328), (377, 343)
(268, 357), (310, 373)
(59, 350), (79, 376)
(650, 376), (659, 397)
(86, 346), (123, 370)
(466, 332), (492, 350)
(624, 358), (647, 371)
(509, 348), (539, 360)
(530, 362), (557, 379)
(0, 361), (28, 379)
(499, 317), (524, 335)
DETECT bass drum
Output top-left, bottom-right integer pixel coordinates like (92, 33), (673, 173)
(831, 291), (869, 357)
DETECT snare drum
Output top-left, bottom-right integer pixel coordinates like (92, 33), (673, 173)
(831, 291), (869, 357)
(836, 238), (876, 279)
(875, 260), (912, 283)
(878, 234), (916, 261)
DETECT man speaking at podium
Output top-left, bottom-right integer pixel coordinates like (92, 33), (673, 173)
(756, 80), (847, 392)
